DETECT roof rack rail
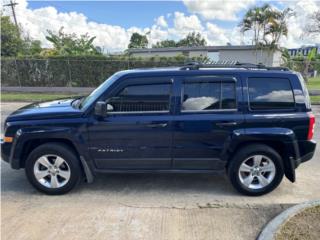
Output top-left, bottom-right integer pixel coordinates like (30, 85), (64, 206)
(180, 61), (289, 71)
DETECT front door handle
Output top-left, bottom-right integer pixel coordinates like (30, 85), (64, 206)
(147, 123), (168, 128)
(216, 121), (237, 127)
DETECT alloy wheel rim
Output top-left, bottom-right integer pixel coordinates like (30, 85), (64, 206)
(238, 155), (276, 190)
(33, 154), (71, 188)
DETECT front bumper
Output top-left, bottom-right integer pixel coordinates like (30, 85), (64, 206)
(1, 140), (11, 164)
(1, 138), (21, 169)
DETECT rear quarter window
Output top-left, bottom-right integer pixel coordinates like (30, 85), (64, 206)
(297, 73), (312, 110)
(248, 77), (295, 110)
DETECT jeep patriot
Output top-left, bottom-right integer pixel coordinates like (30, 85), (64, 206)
(1, 63), (316, 195)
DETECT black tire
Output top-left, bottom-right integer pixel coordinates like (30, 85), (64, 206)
(228, 144), (284, 196)
(25, 143), (82, 195)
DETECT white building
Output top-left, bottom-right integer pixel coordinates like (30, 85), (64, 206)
(128, 45), (283, 67)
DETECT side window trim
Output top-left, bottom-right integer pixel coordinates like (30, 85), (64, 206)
(221, 81), (238, 110)
(180, 77), (238, 113)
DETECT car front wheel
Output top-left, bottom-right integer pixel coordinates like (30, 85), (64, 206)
(25, 143), (81, 195)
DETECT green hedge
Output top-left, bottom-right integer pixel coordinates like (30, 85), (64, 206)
(3, 56), (318, 87)
(1, 56), (187, 87)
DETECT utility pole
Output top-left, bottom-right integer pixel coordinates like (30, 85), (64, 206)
(3, 0), (19, 29)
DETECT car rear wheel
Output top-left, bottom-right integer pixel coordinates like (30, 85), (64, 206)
(25, 143), (81, 195)
(228, 144), (284, 196)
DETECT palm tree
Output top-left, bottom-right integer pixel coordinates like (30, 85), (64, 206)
(239, 5), (268, 46)
(239, 4), (292, 50)
(264, 7), (293, 49)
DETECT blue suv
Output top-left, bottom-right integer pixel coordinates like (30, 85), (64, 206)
(1, 63), (316, 195)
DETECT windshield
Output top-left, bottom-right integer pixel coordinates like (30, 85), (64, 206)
(79, 72), (121, 110)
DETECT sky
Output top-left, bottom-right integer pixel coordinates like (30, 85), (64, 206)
(2, 0), (320, 52)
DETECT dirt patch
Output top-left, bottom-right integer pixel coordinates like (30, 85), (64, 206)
(276, 205), (320, 240)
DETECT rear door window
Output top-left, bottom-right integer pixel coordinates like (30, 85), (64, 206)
(182, 81), (237, 111)
(248, 78), (295, 110)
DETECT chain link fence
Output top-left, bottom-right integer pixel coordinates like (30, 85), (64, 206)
(1, 58), (319, 87)
(1, 58), (187, 87)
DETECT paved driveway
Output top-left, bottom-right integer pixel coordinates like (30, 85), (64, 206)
(1, 102), (319, 240)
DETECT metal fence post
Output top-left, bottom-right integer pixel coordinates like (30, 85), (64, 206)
(67, 59), (72, 87)
(14, 58), (22, 87)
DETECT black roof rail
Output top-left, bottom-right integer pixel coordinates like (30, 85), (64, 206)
(180, 61), (290, 71)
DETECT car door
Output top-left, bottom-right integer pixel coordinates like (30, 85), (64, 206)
(172, 75), (244, 170)
(87, 76), (175, 170)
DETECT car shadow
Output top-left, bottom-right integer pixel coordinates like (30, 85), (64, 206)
(79, 172), (235, 195)
(1, 161), (237, 197)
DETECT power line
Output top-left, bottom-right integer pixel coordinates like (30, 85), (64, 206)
(3, 0), (19, 30)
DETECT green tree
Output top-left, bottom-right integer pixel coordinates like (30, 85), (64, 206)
(152, 32), (206, 49)
(287, 49), (320, 81)
(177, 32), (206, 47)
(1, 16), (23, 56)
(303, 48), (317, 81)
(28, 40), (42, 55)
(128, 32), (148, 49)
(20, 39), (42, 56)
(152, 39), (177, 48)
(281, 49), (292, 68)
(1, 16), (43, 56)
(45, 27), (101, 56)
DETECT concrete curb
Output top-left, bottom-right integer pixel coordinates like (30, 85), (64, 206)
(257, 200), (320, 240)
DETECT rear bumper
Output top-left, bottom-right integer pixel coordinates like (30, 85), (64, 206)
(300, 151), (315, 163)
(295, 140), (316, 167)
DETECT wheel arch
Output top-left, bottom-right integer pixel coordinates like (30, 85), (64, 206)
(226, 141), (286, 165)
(20, 138), (79, 168)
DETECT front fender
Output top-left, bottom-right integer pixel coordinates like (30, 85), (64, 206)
(222, 128), (299, 182)
(9, 126), (90, 169)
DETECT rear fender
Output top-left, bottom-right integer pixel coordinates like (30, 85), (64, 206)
(222, 128), (299, 182)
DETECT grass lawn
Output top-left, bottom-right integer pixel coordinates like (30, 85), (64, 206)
(276, 205), (320, 240)
(307, 77), (320, 90)
(1, 92), (81, 102)
(310, 95), (320, 104)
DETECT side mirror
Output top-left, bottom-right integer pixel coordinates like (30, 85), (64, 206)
(94, 101), (107, 117)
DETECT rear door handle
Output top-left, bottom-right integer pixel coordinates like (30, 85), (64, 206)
(216, 121), (237, 127)
(147, 123), (168, 128)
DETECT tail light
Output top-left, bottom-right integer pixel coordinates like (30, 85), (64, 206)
(307, 113), (315, 140)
